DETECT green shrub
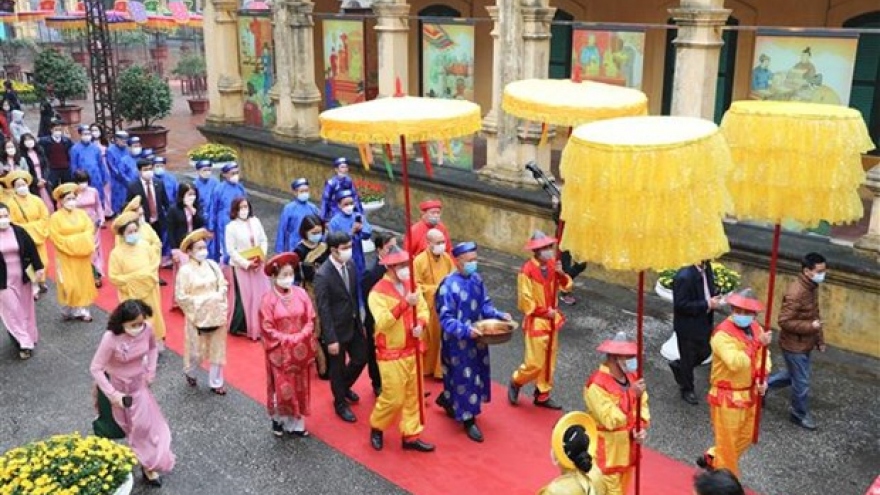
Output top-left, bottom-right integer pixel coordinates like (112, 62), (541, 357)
(115, 66), (172, 130)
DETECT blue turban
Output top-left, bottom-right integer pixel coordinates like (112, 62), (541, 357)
(221, 162), (239, 174)
(335, 188), (354, 203)
(452, 242), (477, 258)
(333, 157), (348, 168)
(195, 160), (212, 170)
(291, 178), (309, 190)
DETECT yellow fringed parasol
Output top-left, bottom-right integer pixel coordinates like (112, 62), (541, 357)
(559, 115), (733, 495)
(320, 80), (483, 428)
(719, 100), (875, 443)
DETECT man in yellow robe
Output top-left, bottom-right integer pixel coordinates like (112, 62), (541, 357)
(3, 171), (50, 295)
(108, 211), (166, 343)
(509, 231), (572, 409)
(49, 183), (97, 321)
(583, 332), (650, 495)
(413, 228), (455, 378)
(539, 411), (605, 495)
(699, 288), (772, 478)
(367, 247), (435, 453)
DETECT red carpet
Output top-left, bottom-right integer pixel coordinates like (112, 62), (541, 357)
(46, 228), (746, 495)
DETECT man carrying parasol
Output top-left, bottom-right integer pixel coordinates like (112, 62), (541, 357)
(435, 241), (512, 443)
(509, 230), (572, 410)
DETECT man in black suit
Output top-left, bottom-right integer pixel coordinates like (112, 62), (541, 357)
(670, 260), (722, 404)
(127, 158), (170, 285)
(360, 231), (398, 397)
(314, 231), (368, 422)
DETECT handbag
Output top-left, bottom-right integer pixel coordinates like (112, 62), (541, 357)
(92, 384), (126, 440)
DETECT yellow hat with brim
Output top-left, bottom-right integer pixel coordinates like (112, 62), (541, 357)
(124, 196), (142, 213)
(180, 228), (213, 252)
(3, 170), (32, 188)
(52, 183), (79, 202)
(552, 411), (598, 471)
(112, 211), (140, 232)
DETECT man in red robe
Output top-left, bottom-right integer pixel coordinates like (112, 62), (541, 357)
(405, 199), (452, 257)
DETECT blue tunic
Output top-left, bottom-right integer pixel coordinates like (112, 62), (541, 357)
(328, 210), (372, 278)
(107, 145), (138, 214)
(70, 142), (108, 204)
(193, 176), (219, 219)
(155, 171), (179, 258)
(275, 199), (320, 253)
(320, 175), (362, 221)
(207, 180), (247, 263)
(436, 271), (505, 422)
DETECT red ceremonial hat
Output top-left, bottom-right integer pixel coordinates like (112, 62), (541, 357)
(419, 199), (442, 212)
(524, 230), (557, 251)
(596, 331), (637, 356)
(379, 246), (411, 266)
(726, 288), (765, 313)
(264, 252), (300, 277)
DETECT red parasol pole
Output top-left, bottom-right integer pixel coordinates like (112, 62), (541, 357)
(400, 134), (426, 425)
(543, 219), (566, 383)
(634, 270), (645, 495)
(753, 223), (781, 443)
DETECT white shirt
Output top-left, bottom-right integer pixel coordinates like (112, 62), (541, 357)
(225, 217), (268, 270)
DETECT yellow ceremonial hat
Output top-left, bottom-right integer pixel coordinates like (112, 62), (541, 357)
(52, 183), (79, 202)
(551, 412), (598, 472)
(180, 228), (213, 252)
(112, 211), (140, 232)
(124, 196), (142, 213)
(2, 170), (32, 188)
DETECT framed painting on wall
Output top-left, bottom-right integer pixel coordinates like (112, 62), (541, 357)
(322, 18), (367, 109)
(571, 26), (645, 89)
(238, 12), (276, 128)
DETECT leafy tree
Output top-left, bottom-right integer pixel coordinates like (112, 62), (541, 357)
(33, 48), (89, 107)
(172, 54), (207, 99)
(116, 66), (172, 130)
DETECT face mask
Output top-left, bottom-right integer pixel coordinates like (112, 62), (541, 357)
(52, 131), (62, 140)
(307, 232), (323, 244)
(154, 166), (165, 176)
(732, 314), (754, 329)
(0, 218), (10, 229)
(130, 146), (142, 156)
(431, 243), (445, 256)
(183, 195), (196, 207)
(539, 249), (555, 261)
(91, 130), (101, 139)
(341, 205), (354, 215)
(619, 358), (638, 374)
(275, 276), (294, 289)
(463, 260), (478, 275)
(15, 185), (28, 196)
(124, 323), (146, 337)
(24, 140), (35, 149)
(80, 135), (92, 143)
(238, 209), (249, 220)
(193, 249), (209, 262)
(426, 215), (439, 226)
(124, 232), (140, 245)
(63, 199), (76, 210)
(198, 170), (212, 179)
(337, 248), (353, 263)
(811, 272), (826, 284)
(296, 192), (310, 202)
(5, 147), (15, 155)
(141, 170), (153, 181)
(396, 267), (411, 281)
(227, 174), (240, 184)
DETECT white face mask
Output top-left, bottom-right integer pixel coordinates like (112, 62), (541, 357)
(91, 130), (101, 139)
(0, 217), (10, 229)
(193, 249), (208, 262)
(228, 174), (240, 184)
(337, 248), (353, 263)
(198, 169), (212, 179)
(130, 146), (142, 156)
(141, 170), (154, 181)
(15, 185), (29, 196)
(5, 147), (15, 155)
(539, 249), (555, 261)
(63, 199), (76, 210)
(52, 131), (62, 140)
(80, 135), (92, 143)
(124, 323), (146, 337)
(431, 243), (446, 256)
(154, 166), (165, 176)
(396, 267), (411, 281)
(183, 194), (196, 207)
(24, 140), (35, 149)
(341, 205), (354, 215)
(275, 276), (294, 289)
(238, 208), (249, 220)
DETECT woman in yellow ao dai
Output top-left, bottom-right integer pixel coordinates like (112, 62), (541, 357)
(48, 183), (97, 321)
(3, 171), (50, 297)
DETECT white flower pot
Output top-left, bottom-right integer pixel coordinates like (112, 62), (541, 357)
(362, 200), (385, 213)
(112, 473), (134, 495)
(654, 280), (673, 302)
(362, 238), (376, 253)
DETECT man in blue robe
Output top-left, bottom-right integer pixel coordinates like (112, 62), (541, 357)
(107, 134), (139, 215)
(69, 124), (107, 205)
(153, 155), (178, 267)
(435, 242), (511, 443)
(193, 160), (220, 258)
(320, 157), (362, 221)
(276, 177), (321, 252)
(208, 162), (247, 263)
(328, 188), (372, 279)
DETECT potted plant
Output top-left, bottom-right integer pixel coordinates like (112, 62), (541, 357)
(0, 433), (138, 495)
(114, 30), (149, 68)
(116, 66), (173, 153)
(173, 54), (209, 114)
(187, 143), (238, 169)
(355, 178), (386, 212)
(33, 48), (89, 125)
(149, 32), (170, 60)
(12, 81), (38, 106)
(0, 38), (37, 75)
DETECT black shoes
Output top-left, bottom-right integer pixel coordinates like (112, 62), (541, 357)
(435, 393), (454, 418)
(370, 429), (383, 451)
(507, 381), (521, 405)
(336, 404), (357, 423)
(790, 414), (818, 431)
(681, 390), (699, 405)
(272, 421), (284, 437)
(695, 454), (713, 471)
(402, 439), (435, 452)
(345, 390), (360, 404)
(464, 421), (484, 443)
(534, 397), (563, 410)
(142, 469), (163, 487)
(158, 278), (167, 286)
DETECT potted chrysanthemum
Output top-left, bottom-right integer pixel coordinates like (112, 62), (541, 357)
(0, 433), (138, 495)
(355, 179), (386, 212)
(187, 143), (239, 169)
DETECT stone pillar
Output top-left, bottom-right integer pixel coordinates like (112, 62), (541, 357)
(517, 4), (556, 178)
(668, 0), (731, 120)
(287, 1), (322, 140)
(480, 6), (502, 143)
(373, 0), (410, 98)
(205, 0), (245, 125)
(271, 1), (296, 138)
(854, 165), (880, 256)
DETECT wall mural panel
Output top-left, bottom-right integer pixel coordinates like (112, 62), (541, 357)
(238, 12), (276, 128)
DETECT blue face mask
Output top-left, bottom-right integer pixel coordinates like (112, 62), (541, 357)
(124, 232), (140, 245)
(732, 314), (754, 328)
(463, 260), (478, 276)
(811, 272), (826, 284)
(307, 232), (323, 244)
(297, 192), (310, 203)
(620, 358), (638, 374)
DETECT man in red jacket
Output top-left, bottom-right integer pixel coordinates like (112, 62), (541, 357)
(405, 199), (452, 257)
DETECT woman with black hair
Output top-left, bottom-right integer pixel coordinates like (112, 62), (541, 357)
(166, 183), (205, 310)
(90, 299), (176, 487)
(693, 469), (745, 495)
(292, 213), (329, 377)
(540, 411), (604, 494)
(18, 132), (52, 212)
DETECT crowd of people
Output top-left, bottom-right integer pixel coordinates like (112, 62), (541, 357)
(0, 117), (828, 492)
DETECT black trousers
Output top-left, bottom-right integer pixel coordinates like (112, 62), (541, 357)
(327, 330), (368, 408)
(670, 333), (711, 393)
(560, 251), (587, 290)
(364, 323), (381, 390)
